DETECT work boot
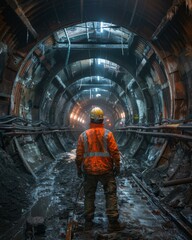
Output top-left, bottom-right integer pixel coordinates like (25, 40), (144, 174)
(84, 220), (93, 231)
(108, 220), (126, 232)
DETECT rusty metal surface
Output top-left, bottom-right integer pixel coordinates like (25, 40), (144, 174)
(0, 0), (191, 122)
(0, 0), (174, 49)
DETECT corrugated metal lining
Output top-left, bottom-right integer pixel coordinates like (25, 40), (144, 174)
(0, 0), (191, 121)
(0, 0), (174, 50)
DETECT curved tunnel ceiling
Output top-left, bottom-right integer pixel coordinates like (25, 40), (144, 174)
(0, 3), (191, 145)
(0, 0), (191, 129)
(0, 0), (191, 148)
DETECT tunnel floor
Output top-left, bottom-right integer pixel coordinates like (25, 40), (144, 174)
(0, 150), (189, 240)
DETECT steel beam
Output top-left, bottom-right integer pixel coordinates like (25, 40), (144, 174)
(54, 43), (129, 49)
(76, 84), (113, 87)
(152, 0), (185, 40)
(6, 0), (38, 39)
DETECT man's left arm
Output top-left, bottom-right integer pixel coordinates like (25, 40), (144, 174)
(107, 132), (120, 175)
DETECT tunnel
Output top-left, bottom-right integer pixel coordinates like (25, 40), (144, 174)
(0, 0), (192, 239)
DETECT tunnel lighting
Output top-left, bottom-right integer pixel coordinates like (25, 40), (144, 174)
(96, 94), (101, 97)
(100, 22), (103, 33)
(121, 112), (125, 118)
(97, 58), (105, 65)
(70, 113), (74, 118)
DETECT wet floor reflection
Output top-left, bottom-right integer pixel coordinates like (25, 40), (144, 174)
(4, 150), (189, 240)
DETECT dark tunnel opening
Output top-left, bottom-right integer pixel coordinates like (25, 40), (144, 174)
(0, 1), (192, 239)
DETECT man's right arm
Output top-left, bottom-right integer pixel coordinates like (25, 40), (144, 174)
(76, 134), (84, 177)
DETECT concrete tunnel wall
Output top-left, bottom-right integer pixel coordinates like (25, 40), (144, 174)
(0, 0), (192, 238)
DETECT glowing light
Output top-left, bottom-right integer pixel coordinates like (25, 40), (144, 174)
(97, 58), (105, 65)
(100, 22), (103, 33)
(70, 113), (74, 118)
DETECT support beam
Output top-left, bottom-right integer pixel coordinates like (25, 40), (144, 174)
(54, 43), (130, 50)
(64, 29), (71, 66)
(136, 58), (147, 76)
(55, 75), (66, 89)
(6, 0), (38, 39)
(14, 137), (37, 179)
(152, 0), (185, 40)
(129, 0), (139, 26)
(76, 84), (113, 87)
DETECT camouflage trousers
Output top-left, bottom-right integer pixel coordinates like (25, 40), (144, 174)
(83, 172), (119, 222)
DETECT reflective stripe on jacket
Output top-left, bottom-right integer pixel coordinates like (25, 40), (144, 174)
(76, 123), (120, 175)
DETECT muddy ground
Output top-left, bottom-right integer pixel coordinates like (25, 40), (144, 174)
(0, 149), (190, 240)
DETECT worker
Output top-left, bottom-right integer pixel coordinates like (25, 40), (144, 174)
(75, 107), (124, 232)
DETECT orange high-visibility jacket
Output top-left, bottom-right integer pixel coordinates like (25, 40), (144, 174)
(76, 123), (120, 175)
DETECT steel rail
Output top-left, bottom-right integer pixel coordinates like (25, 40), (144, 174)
(132, 174), (192, 239)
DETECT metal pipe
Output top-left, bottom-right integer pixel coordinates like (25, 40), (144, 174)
(116, 129), (192, 142)
(117, 123), (192, 131)
(0, 125), (48, 131)
(163, 178), (192, 187)
(0, 125), (70, 131)
(2, 129), (79, 136)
